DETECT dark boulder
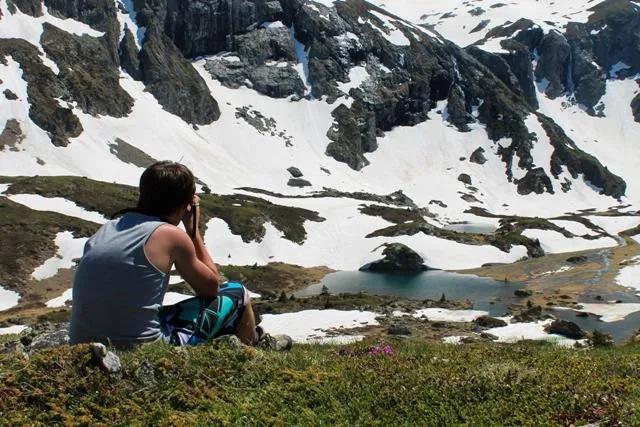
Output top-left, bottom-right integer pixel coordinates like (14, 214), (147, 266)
(287, 178), (311, 187)
(545, 319), (586, 339)
(139, 24), (221, 125)
(248, 65), (306, 98)
(470, 147), (487, 165)
(3, 89), (18, 100)
(387, 326), (412, 335)
(458, 173), (472, 185)
(474, 315), (507, 328)
(516, 167), (554, 195)
(360, 243), (429, 273)
(287, 166), (303, 178)
(514, 289), (533, 297)
(632, 92), (640, 123)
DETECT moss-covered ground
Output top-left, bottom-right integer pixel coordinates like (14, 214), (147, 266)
(1, 339), (640, 425)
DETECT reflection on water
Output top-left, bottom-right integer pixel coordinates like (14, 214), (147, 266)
(296, 270), (524, 316)
(297, 270), (640, 342)
(443, 223), (497, 235)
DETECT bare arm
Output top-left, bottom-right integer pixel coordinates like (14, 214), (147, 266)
(173, 198), (220, 297)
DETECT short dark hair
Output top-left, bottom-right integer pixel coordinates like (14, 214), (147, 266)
(137, 161), (196, 217)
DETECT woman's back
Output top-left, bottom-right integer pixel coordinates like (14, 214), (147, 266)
(70, 212), (169, 345)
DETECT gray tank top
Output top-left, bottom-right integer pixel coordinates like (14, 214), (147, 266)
(70, 212), (169, 345)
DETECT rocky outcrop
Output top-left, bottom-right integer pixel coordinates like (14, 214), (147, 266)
(139, 24), (220, 125)
(474, 315), (507, 328)
(517, 167), (554, 195)
(287, 178), (311, 187)
(545, 319), (586, 339)
(204, 26), (305, 98)
(119, 26), (142, 80)
(44, 0), (122, 61)
(470, 147), (487, 165)
(161, 0), (284, 58)
(458, 174), (472, 185)
(8, 0), (43, 17)
(42, 23), (134, 118)
(633, 92), (640, 123)
(287, 166), (303, 178)
(3, 89), (18, 100)
(0, 39), (83, 146)
(361, 243), (429, 273)
(534, 30), (571, 99)
(326, 102), (377, 170)
(539, 113), (626, 199)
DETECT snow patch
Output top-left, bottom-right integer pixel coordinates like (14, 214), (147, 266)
(485, 319), (580, 346)
(615, 256), (640, 292)
(46, 288), (73, 308)
(0, 286), (20, 311)
(570, 303), (640, 322)
(31, 232), (88, 280)
(260, 309), (379, 344)
(394, 308), (489, 322)
(522, 229), (617, 254)
(0, 325), (28, 335)
(7, 194), (107, 223)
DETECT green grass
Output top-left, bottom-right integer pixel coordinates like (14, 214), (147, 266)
(1, 176), (324, 245)
(2, 340), (640, 425)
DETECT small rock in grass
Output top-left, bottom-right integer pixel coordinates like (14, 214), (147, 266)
(91, 343), (122, 373)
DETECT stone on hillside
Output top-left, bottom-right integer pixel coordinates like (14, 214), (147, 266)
(516, 167), (553, 195)
(248, 65), (306, 98)
(470, 147), (487, 165)
(361, 243), (429, 273)
(287, 166), (303, 178)
(287, 178), (312, 187)
(458, 173), (472, 185)
(91, 343), (122, 373)
(258, 334), (293, 351)
(474, 315), (508, 328)
(3, 89), (18, 100)
(387, 326), (412, 336)
(480, 332), (499, 341)
(514, 289), (533, 297)
(566, 255), (588, 264)
(545, 319), (586, 339)
(214, 334), (245, 350)
(29, 328), (70, 352)
(632, 92), (640, 123)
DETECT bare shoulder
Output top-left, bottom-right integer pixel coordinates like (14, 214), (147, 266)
(150, 224), (191, 247)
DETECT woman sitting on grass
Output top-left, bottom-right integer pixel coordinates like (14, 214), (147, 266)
(70, 161), (259, 347)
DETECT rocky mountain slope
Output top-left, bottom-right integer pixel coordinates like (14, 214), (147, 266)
(0, 0), (639, 302)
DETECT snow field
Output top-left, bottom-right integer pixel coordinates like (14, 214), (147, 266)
(259, 309), (379, 344)
(46, 288), (73, 308)
(7, 194), (107, 224)
(615, 256), (640, 293)
(393, 308), (489, 323)
(0, 286), (20, 311)
(522, 229), (617, 254)
(31, 232), (87, 281)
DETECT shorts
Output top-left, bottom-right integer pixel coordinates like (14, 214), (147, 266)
(159, 282), (251, 346)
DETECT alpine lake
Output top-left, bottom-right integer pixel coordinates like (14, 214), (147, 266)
(296, 270), (640, 342)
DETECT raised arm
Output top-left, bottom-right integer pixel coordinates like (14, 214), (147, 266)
(172, 199), (220, 298)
